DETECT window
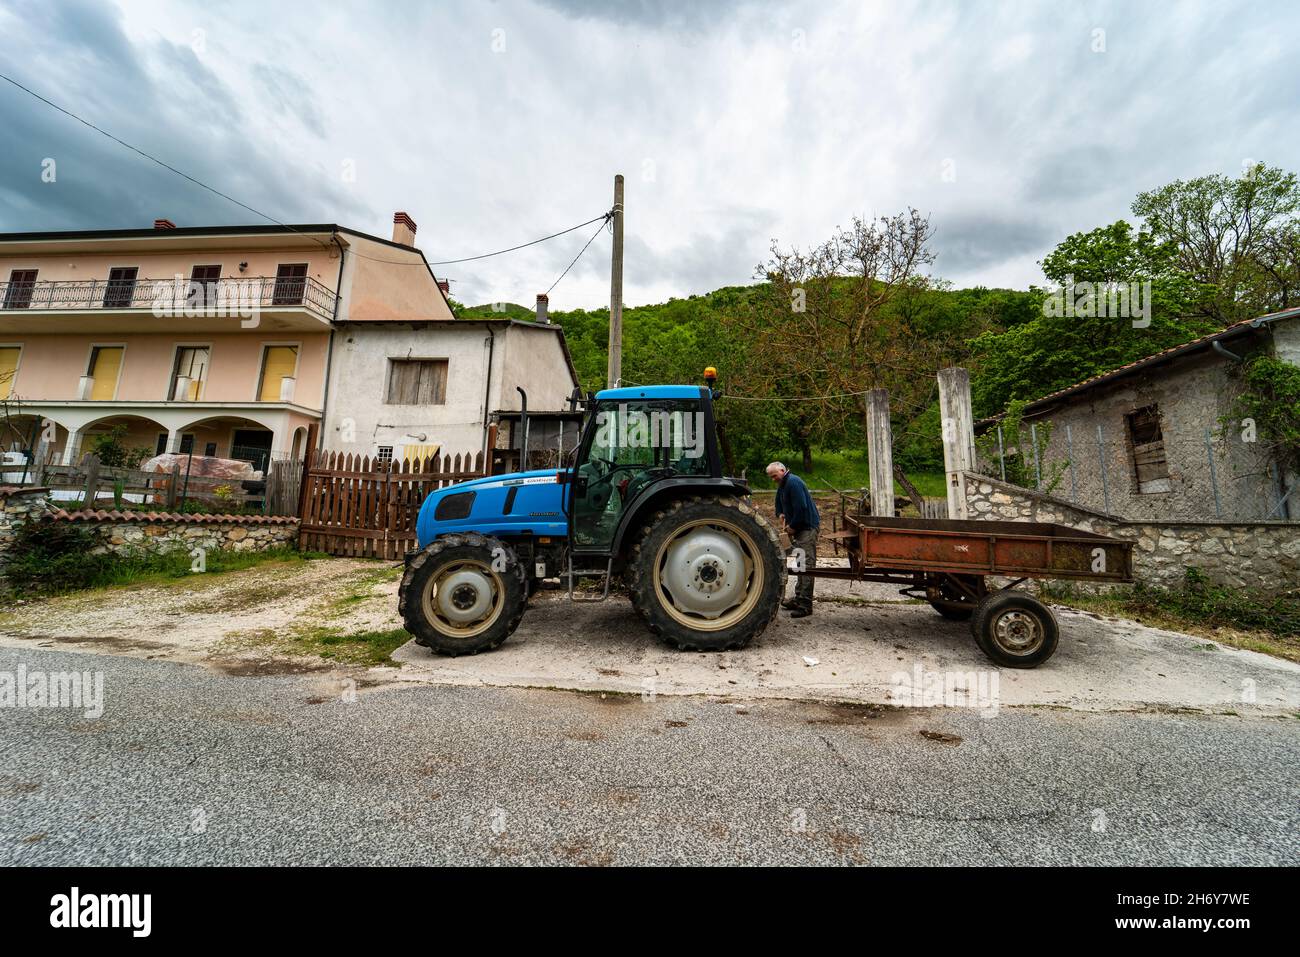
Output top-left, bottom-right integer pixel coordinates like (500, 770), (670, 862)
(375, 446), (394, 466)
(188, 265), (221, 309)
(155, 433), (168, 456)
(178, 434), (195, 455)
(1126, 405), (1171, 493)
(4, 270), (37, 309)
(103, 267), (139, 308)
(0, 346), (19, 400)
(385, 358), (448, 405)
(204, 442), (218, 457)
(86, 346), (124, 400)
(271, 264), (308, 305)
(170, 346), (210, 400)
(257, 345), (299, 401)
(574, 398), (709, 549)
(434, 491), (476, 522)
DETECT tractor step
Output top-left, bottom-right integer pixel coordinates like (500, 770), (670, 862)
(567, 557), (614, 603)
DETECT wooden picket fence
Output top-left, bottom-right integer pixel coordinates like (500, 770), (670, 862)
(298, 449), (486, 559)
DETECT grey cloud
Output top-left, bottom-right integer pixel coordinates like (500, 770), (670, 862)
(253, 64), (328, 138)
(535, 0), (769, 28)
(0, 0), (367, 232)
(931, 213), (1058, 276)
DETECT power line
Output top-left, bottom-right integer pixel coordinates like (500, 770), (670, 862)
(429, 212), (611, 266)
(545, 216), (610, 295)
(0, 70), (333, 251)
(720, 389), (875, 402)
(0, 71), (611, 276)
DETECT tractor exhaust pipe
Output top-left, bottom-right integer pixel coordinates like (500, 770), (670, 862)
(516, 386), (529, 468)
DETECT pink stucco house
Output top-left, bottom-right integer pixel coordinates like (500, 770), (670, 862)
(0, 213), (457, 469)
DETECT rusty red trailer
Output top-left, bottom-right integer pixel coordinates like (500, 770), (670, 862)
(801, 514), (1135, 668)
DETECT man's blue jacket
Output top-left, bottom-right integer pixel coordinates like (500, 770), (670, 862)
(775, 471), (820, 532)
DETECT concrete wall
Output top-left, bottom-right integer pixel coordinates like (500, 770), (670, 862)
(963, 472), (1300, 595)
(322, 321), (578, 460)
(497, 323), (580, 412)
(1003, 349), (1281, 522)
(340, 234), (455, 323)
(4, 331), (328, 407)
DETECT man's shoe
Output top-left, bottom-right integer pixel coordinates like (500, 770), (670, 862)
(789, 605), (812, 619)
(781, 598), (801, 610)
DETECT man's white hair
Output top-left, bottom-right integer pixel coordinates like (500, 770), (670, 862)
(765, 461), (787, 474)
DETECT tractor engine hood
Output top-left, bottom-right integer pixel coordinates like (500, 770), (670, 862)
(415, 469), (569, 548)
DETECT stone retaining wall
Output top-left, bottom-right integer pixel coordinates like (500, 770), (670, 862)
(962, 472), (1300, 594)
(0, 487), (300, 578)
(0, 487), (54, 573)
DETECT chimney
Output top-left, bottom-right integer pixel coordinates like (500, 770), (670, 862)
(436, 279), (450, 295)
(535, 293), (549, 324)
(392, 211), (417, 246)
(154, 218), (176, 230)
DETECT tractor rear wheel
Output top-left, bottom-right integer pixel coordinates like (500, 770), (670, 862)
(628, 496), (785, 652)
(399, 533), (527, 656)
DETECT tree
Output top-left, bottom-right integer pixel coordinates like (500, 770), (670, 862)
(971, 220), (1216, 416)
(726, 211), (946, 444)
(1132, 163), (1300, 324)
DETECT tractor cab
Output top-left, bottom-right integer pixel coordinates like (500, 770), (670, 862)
(567, 385), (722, 554)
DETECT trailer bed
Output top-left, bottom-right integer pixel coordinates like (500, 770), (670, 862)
(841, 515), (1133, 583)
(792, 514), (1134, 668)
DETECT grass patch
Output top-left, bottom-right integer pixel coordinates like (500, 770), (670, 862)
(291, 626), (411, 666)
(746, 448), (945, 497)
(1043, 570), (1300, 663)
(748, 451), (945, 498)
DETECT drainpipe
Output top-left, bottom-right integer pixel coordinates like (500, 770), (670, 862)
(480, 326), (496, 462)
(1212, 340), (1243, 362)
(317, 233), (347, 453)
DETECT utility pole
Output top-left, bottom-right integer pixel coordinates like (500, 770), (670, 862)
(607, 173), (625, 388)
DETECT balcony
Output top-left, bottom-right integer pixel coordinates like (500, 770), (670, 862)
(0, 275), (339, 333)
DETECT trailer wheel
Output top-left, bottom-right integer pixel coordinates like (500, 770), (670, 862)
(628, 496), (785, 652)
(970, 591), (1059, 668)
(399, 533), (527, 656)
(927, 574), (983, 621)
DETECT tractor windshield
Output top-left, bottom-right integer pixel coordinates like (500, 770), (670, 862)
(573, 398), (709, 549)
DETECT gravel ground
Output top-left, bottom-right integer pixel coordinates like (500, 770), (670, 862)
(1, 645), (1296, 866)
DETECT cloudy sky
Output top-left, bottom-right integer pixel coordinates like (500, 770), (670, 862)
(1, 0), (1297, 309)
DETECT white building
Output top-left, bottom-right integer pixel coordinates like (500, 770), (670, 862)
(323, 315), (579, 465)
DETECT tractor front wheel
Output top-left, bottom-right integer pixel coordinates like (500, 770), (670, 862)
(628, 496), (785, 652)
(399, 533), (527, 656)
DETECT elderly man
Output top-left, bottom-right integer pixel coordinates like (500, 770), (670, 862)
(766, 461), (820, 618)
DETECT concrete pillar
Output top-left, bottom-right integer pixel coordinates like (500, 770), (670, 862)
(938, 367), (976, 519)
(866, 389), (894, 518)
(61, 427), (83, 465)
(165, 428), (183, 454)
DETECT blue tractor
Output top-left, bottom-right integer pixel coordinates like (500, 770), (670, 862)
(398, 378), (786, 656)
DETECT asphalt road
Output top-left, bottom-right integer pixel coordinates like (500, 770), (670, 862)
(2, 646), (1296, 865)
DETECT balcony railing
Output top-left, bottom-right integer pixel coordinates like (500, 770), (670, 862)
(0, 275), (338, 320)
